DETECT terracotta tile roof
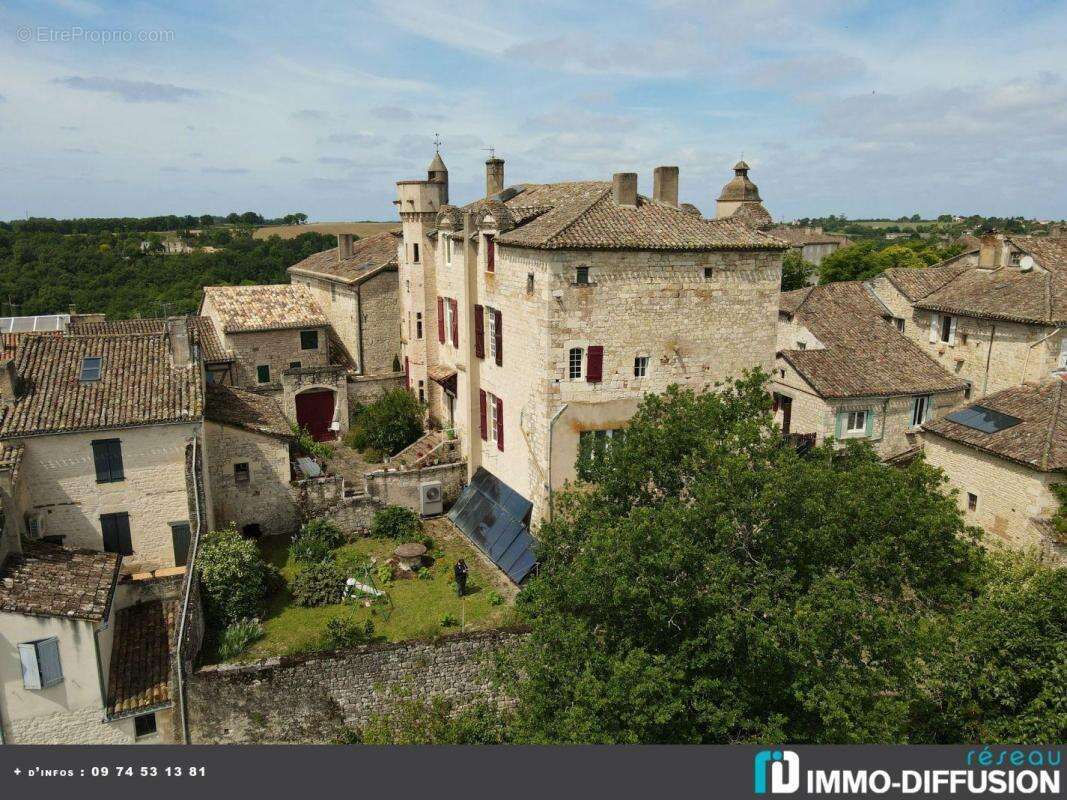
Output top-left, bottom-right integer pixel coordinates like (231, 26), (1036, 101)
(0, 542), (120, 621)
(106, 599), (177, 718)
(288, 230), (401, 284)
(723, 201), (774, 229)
(0, 333), (204, 437)
(202, 284), (328, 333)
(882, 260), (973, 302)
(206, 383), (293, 439)
(769, 227), (850, 246)
(0, 440), (24, 482)
(779, 281), (967, 399)
(67, 317), (232, 363)
(923, 379), (1067, 471)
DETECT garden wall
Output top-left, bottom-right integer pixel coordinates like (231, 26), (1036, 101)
(347, 372), (405, 407)
(186, 628), (527, 743)
(364, 461), (468, 512)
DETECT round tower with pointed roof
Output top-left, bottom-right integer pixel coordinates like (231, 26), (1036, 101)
(715, 160), (772, 227)
(427, 150), (449, 203)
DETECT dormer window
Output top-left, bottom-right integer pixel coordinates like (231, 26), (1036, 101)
(80, 356), (102, 382)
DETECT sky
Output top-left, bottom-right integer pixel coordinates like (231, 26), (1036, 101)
(1, 0), (1065, 222)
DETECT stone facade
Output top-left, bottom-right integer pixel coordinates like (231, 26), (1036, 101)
(17, 423), (199, 571)
(281, 365), (350, 437)
(186, 628), (526, 743)
(364, 461), (468, 511)
(922, 434), (1059, 553)
(204, 420), (299, 538)
(347, 372), (405, 407)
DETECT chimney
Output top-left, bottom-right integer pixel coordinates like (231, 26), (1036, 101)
(337, 233), (353, 261)
(652, 166), (679, 207)
(978, 231), (1003, 269)
(613, 172), (638, 207)
(166, 318), (193, 367)
(1050, 224), (1066, 239)
(485, 157), (505, 197)
(0, 359), (20, 401)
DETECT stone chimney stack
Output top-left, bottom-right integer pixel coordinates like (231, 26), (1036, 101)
(485, 157), (505, 197)
(338, 233), (353, 261)
(978, 231), (1003, 269)
(652, 166), (679, 207)
(613, 172), (638, 208)
(166, 318), (193, 367)
(0, 359), (19, 401)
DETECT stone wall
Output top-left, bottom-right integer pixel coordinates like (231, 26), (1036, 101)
(347, 371), (405, 408)
(187, 628), (527, 743)
(282, 365), (350, 437)
(364, 460), (468, 511)
(358, 269), (403, 376)
(214, 323), (331, 391)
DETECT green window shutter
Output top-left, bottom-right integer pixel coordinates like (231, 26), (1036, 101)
(865, 409), (875, 438)
(835, 412), (844, 439)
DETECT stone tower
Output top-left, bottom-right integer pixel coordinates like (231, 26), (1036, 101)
(715, 160), (772, 228)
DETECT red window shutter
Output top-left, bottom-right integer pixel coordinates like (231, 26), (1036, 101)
(586, 345), (604, 383)
(493, 309), (503, 367)
(495, 396), (504, 451)
(474, 305), (485, 359)
(450, 299), (459, 347)
(437, 297), (445, 343)
(479, 390), (487, 441)
(486, 236), (495, 272)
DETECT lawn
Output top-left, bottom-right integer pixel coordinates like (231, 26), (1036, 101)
(222, 519), (516, 662)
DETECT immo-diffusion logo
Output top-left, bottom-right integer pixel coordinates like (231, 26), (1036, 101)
(754, 750), (801, 794)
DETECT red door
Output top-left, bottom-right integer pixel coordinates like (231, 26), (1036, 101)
(295, 390), (336, 441)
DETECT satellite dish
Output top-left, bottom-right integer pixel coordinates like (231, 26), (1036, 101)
(1019, 255), (1035, 272)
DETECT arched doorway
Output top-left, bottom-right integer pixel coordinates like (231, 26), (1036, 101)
(295, 388), (336, 441)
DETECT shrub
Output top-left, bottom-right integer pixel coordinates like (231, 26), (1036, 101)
(197, 525), (269, 626)
(488, 591), (504, 606)
(353, 389), (424, 456)
(358, 696), (510, 744)
(292, 561), (346, 607)
(217, 618), (264, 661)
(293, 424), (335, 462)
(371, 505), (421, 540)
(440, 612), (458, 627)
(290, 518), (345, 564)
(321, 616), (376, 650)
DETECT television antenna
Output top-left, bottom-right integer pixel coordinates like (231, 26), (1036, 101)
(483, 146), (496, 159)
(432, 132), (442, 152)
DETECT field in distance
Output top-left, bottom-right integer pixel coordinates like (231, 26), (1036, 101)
(254, 221), (399, 240)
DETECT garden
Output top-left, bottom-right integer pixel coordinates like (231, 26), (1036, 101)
(197, 508), (517, 664)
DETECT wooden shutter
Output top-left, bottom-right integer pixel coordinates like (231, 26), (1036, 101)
(101, 514), (119, 553)
(486, 236), (495, 272)
(947, 316), (958, 345)
(835, 412), (845, 439)
(437, 297), (445, 343)
(35, 638), (63, 688)
(404, 356), (410, 389)
(18, 642), (42, 690)
(586, 345), (604, 383)
(479, 390), (487, 440)
(929, 314), (939, 343)
(102, 513), (133, 556)
(493, 309), (503, 367)
(450, 299), (459, 347)
(107, 440), (124, 481)
(171, 523), (191, 568)
(474, 305), (485, 359)
(495, 396), (504, 451)
(865, 408), (875, 438)
(92, 440), (111, 482)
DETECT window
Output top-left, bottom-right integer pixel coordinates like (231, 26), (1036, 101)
(300, 330), (319, 350)
(413, 242), (420, 263)
(568, 347), (584, 380)
(487, 307), (499, 362)
(92, 438), (124, 483)
(331, 284), (336, 301)
(486, 392), (499, 445)
(575, 266), (590, 285)
(911, 395), (932, 428)
(894, 317), (906, 333)
(416, 312), (423, 340)
(234, 462), (250, 485)
(703, 267), (714, 279)
(844, 410), (868, 435)
(289, 361), (301, 370)
(100, 512), (133, 556)
(135, 713), (158, 738)
(633, 356), (649, 378)
(939, 314), (955, 344)
(967, 492), (978, 512)
(963, 381), (973, 400)
(480, 390), (504, 451)
(80, 356), (102, 382)
(578, 429), (623, 477)
(256, 365), (271, 384)
(443, 299), (454, 347)
(18, 638), (63, 690)
(527, 273), (535, 294)
(171, 522), (191, 567)
(485, 235), (495, 272)
(796, 341), (807, 350)
(418, 380), (425, 404)
(1009, 251), (1021, 266)
(445, 235), (453, 265)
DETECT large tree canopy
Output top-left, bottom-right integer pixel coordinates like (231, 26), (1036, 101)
(505, 373), (996, 744)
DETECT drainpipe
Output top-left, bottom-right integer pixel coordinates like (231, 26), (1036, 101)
(175, 429), (204, 745)
(982, 323), (996, 397)
(1021, 326), (1063, 385)
(355, 285), (365, 375)
(546, 404), (568, 523)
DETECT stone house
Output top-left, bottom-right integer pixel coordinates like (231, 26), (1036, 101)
(0, 327), (208, 572)
(199, 285), (349, 442)
(921, 379), (1067, 561)
(397, 153), (787, 529)
(774, 282), (968, 459)
(287, 229), (403, 380)
(203, 383), (300, 538)
(767, 226), (851, 267)
(867, 231), (1067, 399)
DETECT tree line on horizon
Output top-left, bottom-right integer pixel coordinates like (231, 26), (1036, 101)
(0, 211), (310, 235)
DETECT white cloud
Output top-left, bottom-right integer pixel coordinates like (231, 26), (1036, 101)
(52, 76), (203, 103)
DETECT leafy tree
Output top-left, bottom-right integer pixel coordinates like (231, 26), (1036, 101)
(197, 525), (270, 626)
(780, 250), (815, 291)
(348, 389), (424, 456)
(818, 241), (885, 283)
(502, 374), (984, 743)
(877, 245), (925, 271)
(370, 505), (421, 540)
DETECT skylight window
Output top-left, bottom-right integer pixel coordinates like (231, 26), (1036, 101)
(80, 356), (102, 382)
(944, 405), (1021, 434)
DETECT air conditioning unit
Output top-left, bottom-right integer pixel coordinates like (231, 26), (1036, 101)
(419, 481), (444, 516)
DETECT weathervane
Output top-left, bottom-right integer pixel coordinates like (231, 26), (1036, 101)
(433, 132), (442, 152)
(483, 145), (496, 159)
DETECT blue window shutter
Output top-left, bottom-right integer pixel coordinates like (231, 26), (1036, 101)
(36, 638), (63, 688)
(865, 409), (875, 438)
(835, 412), (844, 439)
(19, 642), (42, 690)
